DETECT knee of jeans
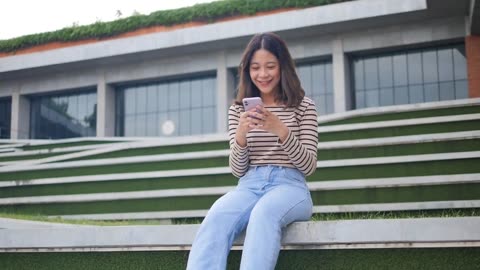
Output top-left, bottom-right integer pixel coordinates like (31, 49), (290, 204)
(248, 204), (281, 226)
(198, 211), (248, 243)
(203, 209), (229, 226)
(204, 208), (246, 231)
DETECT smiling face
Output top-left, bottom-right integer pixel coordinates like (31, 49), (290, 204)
(249, 49), (281, 100)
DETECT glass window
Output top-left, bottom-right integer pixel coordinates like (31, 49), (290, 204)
(0, 98), (12, 139)
(124, 115), (135, 137)
(136, 86), (147, 114)
(30, 90), (97, 139)
(409, 85), (424, 103)
(231, 68), (240, 100)
(352, 43), (468, 109)
(202, 78), (216, 107)
(379, 88), (394, 106)
(325, 63), (333, 94)
(453, 45), (467, 80)
(86, 93), (97, 136)
(312, 64), (326, 95)
(439, 82), (455, 101)
(356, 90), (366, 108)
(136, 114), (147, 136)
(191, 108), (203, 135)
(179, 110), (191, 136)
(325, 93), (334, 114)
(157, 113), (168, 135)
(203, 107), (216, 134)
(407, 52), (422, 85)
(297, 65), (312, 97)
(167, 111), (179, 137)
(297, 60), (333, 115)
(168, 82), (180, 111)
(364, 58), (379, 90)
(438, 48), (454, 81)
(424, 83), (440, 102)
(379, 56), (393, 88)
(115, 90), (125, 136)
(157, 84), (168, 113)
(394, 86), (409, 105)
(179, 81), (191, 110)
(422, 51), (438, 83)
(393, 54), (408, 86)
(146, 113), (157, 136)
(365, 89), (380, 107)
(455, 81), (468, 99)
(67, 95), (78, 120)
(353, 60), (365, 90)
(124, 90), (136, 115)
(146, 85), (157, 113)
(116, 75), (217, 137)
(191, 80), (203, 108)
(77, 94), (87, 127)
(314, 96), (326, 115)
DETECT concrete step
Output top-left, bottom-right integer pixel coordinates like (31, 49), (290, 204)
(1, 217), (478, 251)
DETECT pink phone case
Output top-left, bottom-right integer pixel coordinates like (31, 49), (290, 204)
(242, 97), (263, 112)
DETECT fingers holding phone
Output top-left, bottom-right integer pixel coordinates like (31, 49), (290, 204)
(248, 111), (265, 128)
(235, 110), (258, 147)
(242, 97), (265, 128)
(238, 109), (262, 133)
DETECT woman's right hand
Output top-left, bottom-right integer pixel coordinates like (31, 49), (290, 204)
(235, 108), (263, 147)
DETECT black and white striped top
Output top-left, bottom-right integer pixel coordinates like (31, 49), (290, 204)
(228, 96), (318, 178)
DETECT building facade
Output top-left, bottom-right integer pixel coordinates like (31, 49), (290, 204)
(0, 0), (479, 140)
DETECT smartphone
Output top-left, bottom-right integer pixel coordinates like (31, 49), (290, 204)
(242, 97), (263, 112)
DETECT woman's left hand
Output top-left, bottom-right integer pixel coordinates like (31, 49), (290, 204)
(249, 105), (290, 143)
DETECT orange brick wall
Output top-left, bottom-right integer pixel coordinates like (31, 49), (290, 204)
(466, 35), (480, 98)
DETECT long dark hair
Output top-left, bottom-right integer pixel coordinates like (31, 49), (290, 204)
(235, 32), (304, 108)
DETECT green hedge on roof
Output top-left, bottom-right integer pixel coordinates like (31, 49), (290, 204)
(0, 0), (353, 53)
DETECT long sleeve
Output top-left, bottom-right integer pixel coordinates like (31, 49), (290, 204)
(228, 105), (250, 178)
(279, 99), (318, 175)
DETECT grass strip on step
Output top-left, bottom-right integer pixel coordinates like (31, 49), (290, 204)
(318, 120), (480, 142)
(20, 141), (125, 151)
(63, 141), (229, 162)
(319, 105), (480, 126)
(0, 156), (229, 181)
(0, 174), (237, 198)
(317, 139), (480, 160)
(1, 183), (478, 216)
(1, 209), (478, 226)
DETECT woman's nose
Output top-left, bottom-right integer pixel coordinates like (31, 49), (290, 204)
(259, 68), (268, 77)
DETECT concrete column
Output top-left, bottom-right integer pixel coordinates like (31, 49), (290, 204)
(216, 51), (234, 133)
(11, 92), (30, 139)
(465, 35), (480, 98)
(96, 72), (116, 137)
(332, 38), (352, 113)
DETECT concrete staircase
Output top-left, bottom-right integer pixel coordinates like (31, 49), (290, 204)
(0, 98), (479, 269)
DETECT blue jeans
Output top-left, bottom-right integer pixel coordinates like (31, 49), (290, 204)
(186, 165), (313, 270)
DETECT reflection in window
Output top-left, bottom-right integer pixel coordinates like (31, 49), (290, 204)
(30, 91), (97, 139)
(116, 76), (217, 137)
(297, 61), (334, 115)
(0, 98), (11, 139)
(352, 44), (468, 109)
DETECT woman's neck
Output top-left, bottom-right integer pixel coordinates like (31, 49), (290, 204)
(261, 93), (277, 106)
